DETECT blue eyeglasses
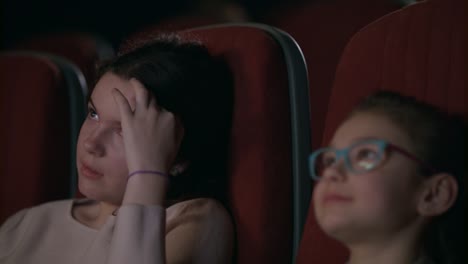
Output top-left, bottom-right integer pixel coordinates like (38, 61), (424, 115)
(308, 139), (436, 181)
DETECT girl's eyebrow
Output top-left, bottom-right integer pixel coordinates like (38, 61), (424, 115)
(88, 97), (121, 126)
(351, 136), (380, 143)
(329, 136), (379, 148)
(88, 97), (99, 113)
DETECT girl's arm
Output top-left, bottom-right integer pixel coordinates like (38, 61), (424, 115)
(107, 79), (232, 264)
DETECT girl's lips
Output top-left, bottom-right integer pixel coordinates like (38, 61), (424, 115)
(79, 163), (103, 180)
(323, 193), (353, 204)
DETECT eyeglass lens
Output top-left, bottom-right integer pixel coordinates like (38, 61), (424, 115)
(312, 142), (384, 179)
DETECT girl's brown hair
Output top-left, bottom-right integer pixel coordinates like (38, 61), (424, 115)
(94, 34), (234, 207)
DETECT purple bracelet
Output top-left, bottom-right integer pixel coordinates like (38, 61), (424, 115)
(128, 170), (169, 180)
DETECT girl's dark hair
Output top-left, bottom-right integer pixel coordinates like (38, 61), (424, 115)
(352, 90), (465, 264)
(95, 34), (234, 207)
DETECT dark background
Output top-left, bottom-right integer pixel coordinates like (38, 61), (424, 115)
(1, 0), (298, 48)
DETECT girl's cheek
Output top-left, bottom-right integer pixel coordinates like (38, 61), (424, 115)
(313, 182), (325, 209)
(109, 135), (126, 161)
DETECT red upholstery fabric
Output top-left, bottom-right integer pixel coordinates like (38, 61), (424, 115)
(297, 0), (466, 263)
(176, 27), (293, 264)
(120, 25), (294, 263)
(325, 0), (465, 142)
(0, 54), (70, 224)
(101, 26), (292, 264)
(267, 0), (403, 150)
(122, 26), (292, 264)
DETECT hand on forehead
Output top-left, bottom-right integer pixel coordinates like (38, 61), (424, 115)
(90, 73), (147, 118)
(129, 78), (156, 109)
(114, 78), (140, 112)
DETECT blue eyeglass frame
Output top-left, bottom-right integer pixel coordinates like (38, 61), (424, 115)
(308, 138), (437, 181)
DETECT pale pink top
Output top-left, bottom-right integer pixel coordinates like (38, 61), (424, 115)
(0, 198), (233, 264)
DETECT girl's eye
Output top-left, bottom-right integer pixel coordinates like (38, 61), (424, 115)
(87, 107), (98, 120)
(356, 148), (379, 161)
(352, 147), (380, 171)
(322, 153), (336, 167)
(114, 127), (122, 135)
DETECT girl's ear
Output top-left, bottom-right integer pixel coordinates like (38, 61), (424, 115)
(417, 173), (458, 216)
(170, 160), (190, 177)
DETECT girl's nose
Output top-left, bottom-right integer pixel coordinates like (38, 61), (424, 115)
(321, 158), (347, 182)
(83, 128), (105, 157)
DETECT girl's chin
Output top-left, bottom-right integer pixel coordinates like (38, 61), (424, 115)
(78, 181), (105, 201)
(319, 219), (381, 247)
(318, 216), (355, 241)
(77, 175), (129, 205)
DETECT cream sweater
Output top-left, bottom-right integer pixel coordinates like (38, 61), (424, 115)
(0, 198), (233, 264)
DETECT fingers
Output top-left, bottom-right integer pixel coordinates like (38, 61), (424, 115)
(112, 88), (133, 121)
(130, 78), (150, 109)
(130, 78), (162, 112)
(149, 94), (159, 109)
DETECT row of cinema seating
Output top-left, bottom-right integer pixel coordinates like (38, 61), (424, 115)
(0, 0), (464, 263)
(0, 33), (114, 226)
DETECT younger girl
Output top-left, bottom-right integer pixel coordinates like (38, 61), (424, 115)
(310, 91), (465, 264)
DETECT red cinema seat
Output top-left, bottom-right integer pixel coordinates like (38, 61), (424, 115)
(0, 52), (87, 223)
(266, 0), (404, 150)
(297, 0), (466, 263)
(123, 23), (311, 264)
(14, 32), (114, 88)
(181, 24), (311, 264)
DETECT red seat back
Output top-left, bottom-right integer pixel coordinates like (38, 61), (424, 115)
(180, 25), (309, 264)
(14, 32), (114, 88)
(325, 0), (465, 140)
(0, 53), (70, 223)
(266, 0), (403, 150)
(297, 0), (465, 263)
(123, 24), (311, 264)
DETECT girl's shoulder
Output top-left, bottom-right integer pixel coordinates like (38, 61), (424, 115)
(168, 197), (225, 213)
(0, 199), (75, 258)
(2, 199), (74, 227)
(165, 198), (234, 263)
(166, 198), (232, 231)
(1, 199), (77, 237)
